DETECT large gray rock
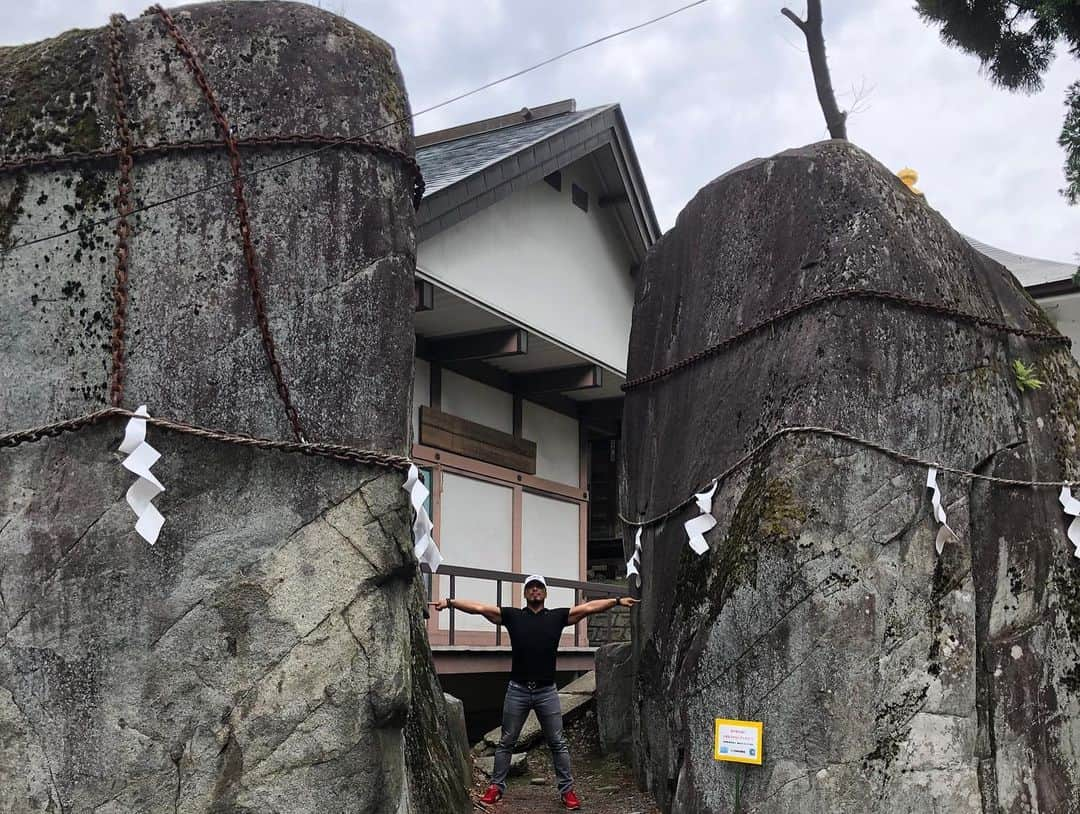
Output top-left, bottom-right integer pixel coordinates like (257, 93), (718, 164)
(0, 0), (415, 445)
(621, 141), (1080, 812)
(443, 692), (472, 788)
(0, 4), (467, 812)
(476, 752), (528, 778)
(596, 642), (633, 756)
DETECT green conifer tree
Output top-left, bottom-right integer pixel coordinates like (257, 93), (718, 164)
(917, 1), (1080, 205)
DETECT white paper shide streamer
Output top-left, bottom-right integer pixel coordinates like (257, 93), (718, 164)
(1059, 487), (1080, 559)
(118, 405), (165, 545)
(926, 466), (958, 555)
(684, 480), (718, 556)
(404, 464), (442, 572)
(626, 527), (643, 588)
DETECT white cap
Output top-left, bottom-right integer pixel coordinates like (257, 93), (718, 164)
(524, 574), (547, 589)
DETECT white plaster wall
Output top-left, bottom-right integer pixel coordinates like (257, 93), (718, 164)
(440, 369), (513, 434)
(417, 158), (636, 373)
(522, 400), (580, 486)
(521, 492), (581, 610)
(1039, 291), (1080, 361)
(411, 356), (430, 446)
(437, 473), (513, 631)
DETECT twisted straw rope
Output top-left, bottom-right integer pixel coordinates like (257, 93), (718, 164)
(0, 407), (411, 471)
(619, 425), (1080, 528)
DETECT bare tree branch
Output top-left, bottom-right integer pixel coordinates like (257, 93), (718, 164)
(780, 7), (806, 31)
(845, 77), (875, 118)
(781, 1), (848, 139)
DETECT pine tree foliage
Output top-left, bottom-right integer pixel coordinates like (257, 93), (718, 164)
(917, 1), (1080, 204)
(1062, 78), (1080, 204)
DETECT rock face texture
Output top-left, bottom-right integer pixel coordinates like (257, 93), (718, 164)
(596, 642), (633, 757)
(621, 141), (1080, 812)
(442, 693), (473, 789)
(0, 3), (467, 812)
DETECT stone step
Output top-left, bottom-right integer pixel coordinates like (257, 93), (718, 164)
(475, 751), (528, 778)
(559, 670), (595, 695)
(475, 673), (596, 756)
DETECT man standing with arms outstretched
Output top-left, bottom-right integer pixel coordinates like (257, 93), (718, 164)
(431, 574), (638, 810)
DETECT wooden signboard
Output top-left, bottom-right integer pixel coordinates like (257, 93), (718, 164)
(419, 406), (537, 474)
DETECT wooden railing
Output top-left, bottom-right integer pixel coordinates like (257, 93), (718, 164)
(421, 563), (624, 647)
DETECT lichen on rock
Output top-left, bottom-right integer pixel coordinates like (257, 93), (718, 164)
(0, 28), (105, 157)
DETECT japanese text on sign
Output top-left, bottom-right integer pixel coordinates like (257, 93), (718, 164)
(714, 718), (763, 765)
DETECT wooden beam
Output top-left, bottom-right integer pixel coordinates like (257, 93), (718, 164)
(427, 328), (527, 363)
(414, 280), (435, 312)
(512, 486), (523, 608)
(578, 397), (623, 422)
(578, 397), (622, 438)
(419, 406), (537, 474)
(411, 443), (586, 502)
(598, 192), (629, 208)
(527, 391), (582, 421)
(439, 359), (515, 393)
(516, 365), (602, 396)
(581, 419), (620, 440)
(513, 394), (523, 438)
(412, 354), (582, 421)
(429, 363), (442, 409)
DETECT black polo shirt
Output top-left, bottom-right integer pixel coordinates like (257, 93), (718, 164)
(499, 606), (570, 685)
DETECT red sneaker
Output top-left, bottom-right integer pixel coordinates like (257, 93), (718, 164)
(479, 785), (503, 805)
(561, 789), (582, 810)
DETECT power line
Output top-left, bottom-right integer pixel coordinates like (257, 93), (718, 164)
(2, 0), (709, 253)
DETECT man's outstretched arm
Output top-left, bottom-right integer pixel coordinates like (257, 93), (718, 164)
(430, 597), (502, 625)
(567, 596), (639, 625)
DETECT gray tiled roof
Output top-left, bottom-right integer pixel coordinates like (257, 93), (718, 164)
(965, 235), (1077, 288)
(417, 105), (611, 197)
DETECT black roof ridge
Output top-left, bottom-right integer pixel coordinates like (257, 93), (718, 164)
(416, 99), (579, 149)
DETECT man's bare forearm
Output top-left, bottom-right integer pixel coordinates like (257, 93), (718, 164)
(567, 596), (637, 624)
(431, 597), (501, 624)
(448, 598), (495, 615)
(577, 598), (620, 616)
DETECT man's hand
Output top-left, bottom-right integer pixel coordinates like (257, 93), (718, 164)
(428, 599), (451, 612)
(567, 596), (642, 624)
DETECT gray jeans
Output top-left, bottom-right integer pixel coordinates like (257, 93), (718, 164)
(492, 681), (573, 793)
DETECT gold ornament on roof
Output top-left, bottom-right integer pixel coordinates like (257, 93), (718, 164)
(897, 167), (924, 196)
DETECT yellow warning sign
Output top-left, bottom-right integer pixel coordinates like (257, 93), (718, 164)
(714, 718), (763, 765)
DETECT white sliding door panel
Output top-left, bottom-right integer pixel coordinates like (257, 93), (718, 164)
(437, 473), (513, 631)
(521, 492), (580, 611)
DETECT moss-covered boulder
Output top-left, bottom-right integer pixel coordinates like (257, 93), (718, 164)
(0, 3), (467, 812)
(621, 140), (1080, 812)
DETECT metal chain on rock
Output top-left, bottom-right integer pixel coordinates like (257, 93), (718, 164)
(106, 14), (135, 408)
(149, 3), (307, 441)
(0, 407), (411, 471)
(622, 288), (1071, 392)
(0, 135), (424, 209)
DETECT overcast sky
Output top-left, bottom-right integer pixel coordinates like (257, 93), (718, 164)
(5, 0), (1079, 264)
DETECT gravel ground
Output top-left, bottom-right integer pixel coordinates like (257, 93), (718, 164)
(471, 708), (661, 814)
